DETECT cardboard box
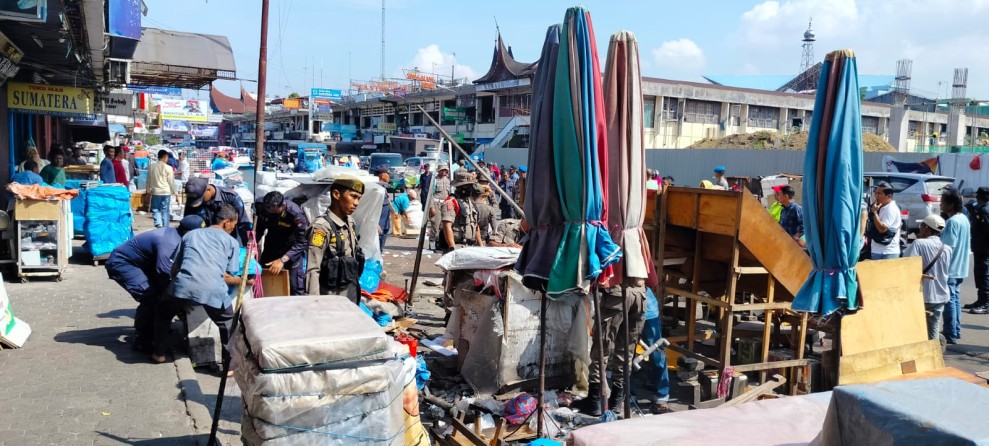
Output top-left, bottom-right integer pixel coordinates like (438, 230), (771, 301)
(14, 199), (60, 221)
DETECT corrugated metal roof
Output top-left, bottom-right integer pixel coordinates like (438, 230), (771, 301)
(702, 74), (896, 91)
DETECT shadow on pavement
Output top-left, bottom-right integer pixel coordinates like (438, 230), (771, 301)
(53, 326), (150, 365)
(97, 308), (136, 320)
(96, 432), (206, 445)
(961, 323), (989, 331)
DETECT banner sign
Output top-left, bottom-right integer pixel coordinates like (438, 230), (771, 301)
(65, 114), (107, 127)
(99, 92), (134, 116)
(190, 125), (218, 138)
(159, 99), (207, 122)
(283, 98), (302, 110)
(310, 88), (342, 100)
(127, 85), (181, 96)
(107, 0), (142, 40)
(161, 119), (190, 132)
(377, 122), (397, 132)
(476, 78), (531, 92)
(7, 82), (95, 118)
(443, 107), (466, 121)
(404, 71), (435, 83)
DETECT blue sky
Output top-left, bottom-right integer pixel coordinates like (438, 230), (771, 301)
(145, 0), (989, 100)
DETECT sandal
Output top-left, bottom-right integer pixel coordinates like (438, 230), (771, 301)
(649, 403), (671, 414)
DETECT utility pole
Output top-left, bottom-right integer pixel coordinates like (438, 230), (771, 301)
(381, 0), (386, 81)
(252, 0), (270, 198)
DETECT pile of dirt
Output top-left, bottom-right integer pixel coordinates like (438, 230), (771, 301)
(688, 131), (895, 152)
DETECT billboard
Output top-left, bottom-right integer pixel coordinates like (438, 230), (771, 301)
(127, 85), (181, 96)
(158, 99), (207, 122)
(161, 119), (190, 132)
(310, 88), (341, 100)
(7, 82), (94, 118)
(107, 0), (141, 40)
(283, 98), (301, 110)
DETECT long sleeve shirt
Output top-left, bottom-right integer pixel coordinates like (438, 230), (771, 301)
(146, 160), (176, 196)
(100, 158), (116, 183)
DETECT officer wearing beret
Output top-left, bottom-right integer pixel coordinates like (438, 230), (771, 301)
(439, 171), (482, 253)
(305, 175), (365, 303)
(184, 177), (252, 245)
(256, 191), (310, 295)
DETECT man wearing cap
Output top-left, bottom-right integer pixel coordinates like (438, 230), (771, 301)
(904, 215), (952, 342)
(256, 191), (310, 295)
(712, 165), (729, 190)
(439, 171), (482, 253)
(374, 165), (393, 251)
(867, 182), (902, 260)
(768, 185), (784, 222)
(106, 215), (206, 352)
(305, 175), (366, 303)
(515, 165), (527, 206)
(488, 218), (526, 248)
(419, 163), (434, 199)
(434, 165), (451, 202)
(967, 187), (989, 314)
(184, 177), (252, 246)
(476, 167), (497, 208)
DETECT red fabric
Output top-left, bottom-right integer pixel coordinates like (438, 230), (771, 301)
(112, 159), (128, 185)
(586, 12), (617, 286)
(361, 280), (409, 304)
(971, 155), (981, 171)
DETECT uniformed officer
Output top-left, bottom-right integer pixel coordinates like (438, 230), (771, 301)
(106, 215), (206, 351)
(476, 169), (498, 209)
(256, 191), (309, 295)
(433, 165), (451, 202)
(305, 175), (365, 304)
(488, 218), (525, 248)
(184, 177), (252, 245)
(439, 171), (482, 253)
(473, 184), (498, 243)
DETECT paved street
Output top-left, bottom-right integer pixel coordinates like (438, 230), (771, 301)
(1, 210), (988, 445)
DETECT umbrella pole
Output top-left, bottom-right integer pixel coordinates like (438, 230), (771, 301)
(622, 285), (631, 419)
(594, 286), (608, 414)
(406, 172), (437, 315)
(537, 291), (548, 437)
(417, 105), (525, 218)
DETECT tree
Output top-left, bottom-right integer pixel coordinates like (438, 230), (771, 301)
(288, 92), (300, 99)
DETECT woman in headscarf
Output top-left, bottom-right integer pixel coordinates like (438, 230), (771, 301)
(18, 147), (49, 173)
(40, 151), (67, 186)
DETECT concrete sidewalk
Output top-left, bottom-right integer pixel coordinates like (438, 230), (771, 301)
(0, 254), (201, 445)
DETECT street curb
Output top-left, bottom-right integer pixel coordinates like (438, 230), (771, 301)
(173, 352), (215, 440)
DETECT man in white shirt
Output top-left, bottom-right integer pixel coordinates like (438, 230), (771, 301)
(146, 150), (177, 228)
(903, 215), (952, 342)
(868, 182), (902, 260)
(175, 151), (191, 206)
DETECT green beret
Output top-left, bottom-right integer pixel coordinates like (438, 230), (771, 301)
(333, 175), (365, 194)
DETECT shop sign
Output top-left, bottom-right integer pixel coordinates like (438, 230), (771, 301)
(126, 85), (181, 96)
(405, 71), (435, 83)
(159, 98), (207, 122)
(310, 88), (341, 100)
(99, 92), (135, 116)
(476, 78), (531, 92)
(443, 107), (466, 121)
(377, 122), (397, 132)
(7, 82), (95, 118)
(283, 98), (301, 110)
(161, 119), (190, 132)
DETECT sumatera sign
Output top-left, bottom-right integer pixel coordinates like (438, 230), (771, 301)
(7, 82), (95, 118)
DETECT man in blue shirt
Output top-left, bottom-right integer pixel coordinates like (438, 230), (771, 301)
(184, 178), (252, 246)
(106, 215), (206, 351)
(940, 189), (970, 342)
(778, 185), (806, 247)
(153, 205), (250, 364)
(10, 160), (45, 186)
(99, 146), (116, 183)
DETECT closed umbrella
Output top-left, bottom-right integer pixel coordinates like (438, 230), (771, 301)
(792, 49), (864, 315)
(602, 30), (652, 418)
(549, 6), (621, 296)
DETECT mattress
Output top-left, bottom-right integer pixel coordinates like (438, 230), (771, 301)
(240, 295), (392, 371)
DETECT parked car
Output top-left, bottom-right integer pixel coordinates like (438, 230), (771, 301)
(368, 152), (407, 190)
(863, 172), (955, 232)
(403, 154), (450, 176)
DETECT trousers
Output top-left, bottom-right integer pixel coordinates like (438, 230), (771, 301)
(588, 286), (645, 389)
(150, 195), (170, 228)
(153, 296), (234, 361)
(944, 278), (963, 342)
(925, 303), (946, 342)
(640, 316), (671, 402)
(974, 253), (989, 303)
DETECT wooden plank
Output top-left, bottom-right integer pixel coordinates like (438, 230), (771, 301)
(761, 275), (776, 384)
(687, 202), (703, 349)
(665, 344), (721, 368)
(737, 191), (813, 297)
(838, 339), (945, 385)
(731, 301), (793, 311)
(735, 266), (769, 274)
(698, 193), (740, 236)
(841, 257), (928, 356)
(719, 198), (743, 370)
(666, 287), (730, 308)
(731, 359), (810, 373)
(260, 270), (290, 297)
(666, 188), (698, 228)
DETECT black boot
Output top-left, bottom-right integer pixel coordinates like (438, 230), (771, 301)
(573, 383), (604, 417)
(608, 384), (626, 417)
(964, 299), (986, 310)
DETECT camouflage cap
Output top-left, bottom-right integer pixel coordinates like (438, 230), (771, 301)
(451, 170), (477, 188)
(333, 175), (365, 194)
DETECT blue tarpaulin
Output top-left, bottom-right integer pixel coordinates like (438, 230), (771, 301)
(82, 185), (133, 257)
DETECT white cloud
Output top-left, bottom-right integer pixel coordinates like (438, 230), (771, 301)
(652, 38), (706, 74)
(724, 0), (989, 97)
(401, 44), (478, 83)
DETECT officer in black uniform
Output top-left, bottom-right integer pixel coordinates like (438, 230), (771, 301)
(184, 177), (252, 245)
(256, 191), (309, 295)
(305, 175), (366, 304)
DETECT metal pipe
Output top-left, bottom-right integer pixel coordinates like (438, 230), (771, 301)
(537, 290), (548, 436)
(252, 0), (270, 199)
(9, 112), (16, 179)
(594, 287), (607, 414)
(622, 285), (631, 419)
(406, 169), (436, 315)
(416, 105), (524, 218)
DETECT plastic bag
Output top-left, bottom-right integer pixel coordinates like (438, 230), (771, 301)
(360, 259), (383, 294)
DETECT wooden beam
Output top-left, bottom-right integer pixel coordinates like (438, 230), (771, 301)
(734, 266), (769, 274)
(666, 344), (721, 368)
(667, 287), (730, 308)
(731, 302), (794, 311)
(731, 358), (811, 373)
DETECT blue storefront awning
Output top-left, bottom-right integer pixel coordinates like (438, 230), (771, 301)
(109, 123), (127, 134)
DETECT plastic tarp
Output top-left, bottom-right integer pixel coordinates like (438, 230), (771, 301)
(571, 391), (832, 445)
(65, 180), (90, 233)
(435, 247), (521, 271)
(812, 378), (989, 446)
(239, 295), (392, 371)
(284, 177), (385, 265)
(82, 185), (133, 256)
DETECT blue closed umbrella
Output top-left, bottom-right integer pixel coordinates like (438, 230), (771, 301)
(792, 49), (864, 315)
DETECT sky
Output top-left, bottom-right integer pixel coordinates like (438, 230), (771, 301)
(144, 0), (989, 101)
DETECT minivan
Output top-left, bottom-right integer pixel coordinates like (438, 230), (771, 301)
(863, 172), (956, 233)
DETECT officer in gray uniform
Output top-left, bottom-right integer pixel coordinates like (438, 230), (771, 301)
(305, 175), (365, 304)
(473, 185), (498, 243)
(488, 218), (524, 248)
(438, 171), (482, 253)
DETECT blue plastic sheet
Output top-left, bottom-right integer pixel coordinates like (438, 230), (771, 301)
(359, 259), (383, 294)
(82, 185), (133, 256)
(415, 355), (430, 390)
(66, 181), (88, 234)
